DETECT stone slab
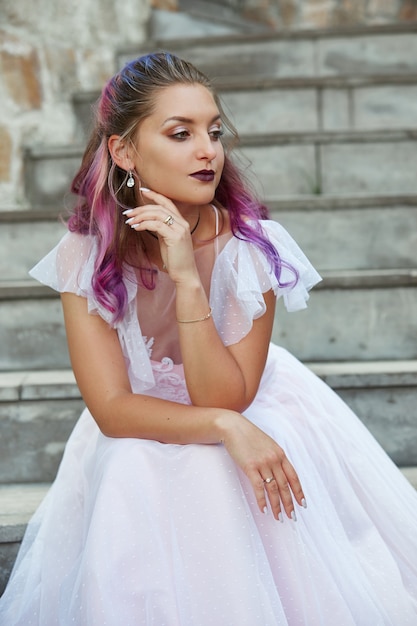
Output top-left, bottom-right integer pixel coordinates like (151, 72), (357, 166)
(0, 299), (70, 371)
(0, 399), (83, 483)
(323, 84), (417, 131)
(124, 38), (318, 80)
(221, 88), (319, 133)
(0, 370), (77, 403)
(0, 220), (66, 280)
(317, 33), (417, 77)
(24, 147), (79, 209)
(272, 283), (417, 362)
(271, 204), (417, 270)
(242, 143), (318, 196)
(24, 132), (417, 207)
(121, 27), (417, 80)
(336, 387), (417, 466)
(2, 275), (417, 367)
(320, 140), (417, 195)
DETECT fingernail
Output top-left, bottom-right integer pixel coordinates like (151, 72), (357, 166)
(291, 510), (297, 522)
(263, 506), (268, 515)
(122, 209), (134, 215)
(140, 187), (150, 192)
(125, 217), (135, 224)
(301, 498), (307, 509)
(278, 512), (284, 523)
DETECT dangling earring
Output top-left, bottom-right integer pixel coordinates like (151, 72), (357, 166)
(126, 170), (135, 188)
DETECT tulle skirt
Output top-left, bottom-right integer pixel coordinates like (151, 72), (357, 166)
(1, 344), (417, 625)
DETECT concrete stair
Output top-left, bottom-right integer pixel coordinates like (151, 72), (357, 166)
(2, 23), (417, 595)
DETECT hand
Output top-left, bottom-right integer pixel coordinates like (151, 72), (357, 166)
(123, 188), (198, 282)
(221, 413), (306, 522)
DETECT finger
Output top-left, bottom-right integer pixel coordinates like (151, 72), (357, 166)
(274, 475), (296, 520)
(247, 470), (268, 517)
(263, 476), (283, 522)
(139, 188), (180, 216)
(124, 207), (181, 236)
(282, 458), (307, 510)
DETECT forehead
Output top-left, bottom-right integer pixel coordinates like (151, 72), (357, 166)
(148, 83), (220, 124)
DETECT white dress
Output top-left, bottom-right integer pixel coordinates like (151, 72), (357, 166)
(1, 213), (416, 626)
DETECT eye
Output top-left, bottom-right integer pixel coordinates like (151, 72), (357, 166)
(170, 130), (190, 141)
(209, 128), (224, 141)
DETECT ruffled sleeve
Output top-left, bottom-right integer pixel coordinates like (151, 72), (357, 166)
(29, 231), (156, 392)
(209, 220), (322, 346)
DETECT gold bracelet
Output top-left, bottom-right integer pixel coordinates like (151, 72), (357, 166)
(177, 308), (212, 324)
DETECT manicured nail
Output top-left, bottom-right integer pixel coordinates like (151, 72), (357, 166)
(291, 510), (297, 522)
(263, 506), (268, 515)
(122, 209), (134, 215)
(140, 187), (150, 192)
(278, 512), (284, 523)
(125, 217), (135, 224)
(301, 498), (307, 509)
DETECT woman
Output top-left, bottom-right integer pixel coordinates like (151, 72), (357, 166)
(1, 52), (416, 625)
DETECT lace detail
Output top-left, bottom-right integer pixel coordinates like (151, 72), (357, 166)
(150, 358), (191, 404)
(143, 336), (155, 359)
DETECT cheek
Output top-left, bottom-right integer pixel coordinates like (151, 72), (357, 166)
(217, 146), (225, 174)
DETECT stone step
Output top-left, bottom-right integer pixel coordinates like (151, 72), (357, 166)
(2, 196), (417, 279)
(119, 24), (417, 82)
(268, 195), (417, 271)
(0, 209), (67, 281)
(1, 269), (417, 368)
(73, 74), (417, 141)
(24, 129), (417, 207)
(1, 465), (414, 595)
(242, 129), (417, 197)
(0, 362), (416, 486)
(0, 370), (82, 484)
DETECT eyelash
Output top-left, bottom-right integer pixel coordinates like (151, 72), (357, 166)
(170, 129), (224, 141)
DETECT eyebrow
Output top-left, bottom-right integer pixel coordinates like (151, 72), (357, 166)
(161, 114), (221, 127)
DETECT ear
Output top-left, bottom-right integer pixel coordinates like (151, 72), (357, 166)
(108, 135), (134, 172)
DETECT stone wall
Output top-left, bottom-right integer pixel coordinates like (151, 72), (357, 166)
(154, 0), (417, 30)
(0, 0), (150, 209)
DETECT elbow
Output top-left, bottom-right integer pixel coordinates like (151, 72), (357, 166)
(85, 391), (132, 439)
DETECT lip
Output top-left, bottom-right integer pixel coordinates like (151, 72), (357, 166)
(190, 170), (215, 182)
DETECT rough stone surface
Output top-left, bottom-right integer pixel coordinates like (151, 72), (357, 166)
(221, 88), (318, 133)
(242, 144), (318, 196)
(272, 204), (417, 270)
(0, 0), (150, 209)
(152, 0), (417, 30)
(273, 284), (417, 361)
(317, 33), (417, 76)
(320, 140), (417, 195)
(0, 48), (42, 111)
(0, 399), (83, 483)
(0, 126), (12, 182)
(0, 219), (67, 280)
(337, 386), (417, 465)
(2, 279), (417, 367)
(0, 299), (70, 371)
(353, 85), (417, 129)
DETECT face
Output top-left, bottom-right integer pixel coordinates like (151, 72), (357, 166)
(131, 83), (225, 210)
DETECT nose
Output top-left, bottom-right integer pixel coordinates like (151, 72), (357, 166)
(196, 133), (217, 161)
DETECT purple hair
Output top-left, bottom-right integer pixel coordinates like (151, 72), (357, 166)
(68, 52), (298, 324)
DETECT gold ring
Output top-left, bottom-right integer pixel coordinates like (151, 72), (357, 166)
(164, 215), (174, 226)
(263, 477), (275, 484)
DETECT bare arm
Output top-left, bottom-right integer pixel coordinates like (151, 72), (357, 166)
(127, 188), (275, 412)
(176, 282), (276, 411)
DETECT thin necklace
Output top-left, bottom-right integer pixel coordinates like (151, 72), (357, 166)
(146, 211), (201, 239)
